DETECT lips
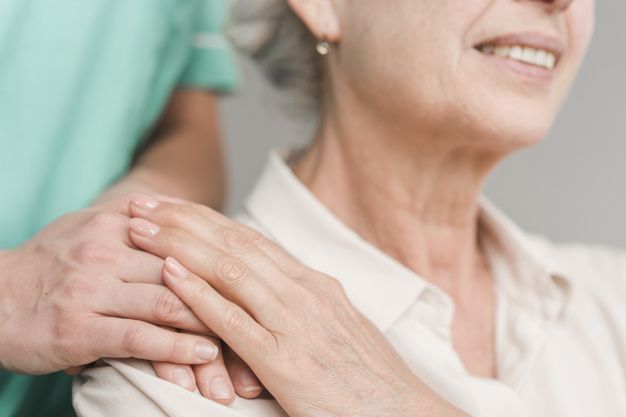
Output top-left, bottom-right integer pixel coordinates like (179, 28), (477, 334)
(474, 32), (566, 70)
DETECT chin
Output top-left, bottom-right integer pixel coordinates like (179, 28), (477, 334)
(462, 93), (559, 152)
(472, 117), (553, 153)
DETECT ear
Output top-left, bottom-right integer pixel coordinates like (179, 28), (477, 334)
(287, 0), (341, 42)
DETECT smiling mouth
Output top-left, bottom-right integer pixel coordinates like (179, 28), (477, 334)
(475, 44), (556, 70)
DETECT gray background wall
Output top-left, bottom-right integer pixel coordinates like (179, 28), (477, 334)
(219, 3), (626, 247)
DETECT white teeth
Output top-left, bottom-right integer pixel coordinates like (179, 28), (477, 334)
(533, 49), (547, 67)
(522, 47), (535, 63)
(494, 46), (510, 58)
(478, 44), (556, 70)
(510, 46), (523, 61)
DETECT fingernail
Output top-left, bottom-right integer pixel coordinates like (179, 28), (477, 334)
(210, 377), (233, 400)
(239, 367), (262, 392)
(172, 367), (194, 391)
(196, 342), (218, 361)
(130, 193), (160, 210)
(165, 257), (188, 279)
(130, 218), (160, 237)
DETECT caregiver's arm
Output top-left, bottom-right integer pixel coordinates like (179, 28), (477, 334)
(0, 196), (219, 376)
(0, 92), (224, 375)
(0, 91), (260, 404)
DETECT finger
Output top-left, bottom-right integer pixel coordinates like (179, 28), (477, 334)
(129, 204), (299, 293)
(116, 250), (165, 284)
(129, 195), (301, 274)
(83, 317), (219, 365)
(80, 208), (136, 249)
(130, 223), (283, 321)
(99, 245), (165, 285)
(149, 205), (289, 284)
(152, 362), (196, 392)
(223, 345), (263, 399)
(130, 197), (255, 257)
(192, 340), (236, 404)
(160, 258), (273, 369)
(98, 283), (212, 335)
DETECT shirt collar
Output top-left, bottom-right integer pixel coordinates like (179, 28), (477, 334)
(478, 197), (573, 304)
(243, 151), (573, 334)
(478, 198), (574, 388)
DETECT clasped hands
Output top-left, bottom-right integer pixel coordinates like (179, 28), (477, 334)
(0, 190), (468, 415)
(127, 193), (471, 417)
(0, 194), (261, 404)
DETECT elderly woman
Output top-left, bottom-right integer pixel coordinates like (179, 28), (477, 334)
(74, 0), (625, 415)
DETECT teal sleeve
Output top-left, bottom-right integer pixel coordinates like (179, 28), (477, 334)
(0, 371), (75, 417)
(179, 0), (239, 92)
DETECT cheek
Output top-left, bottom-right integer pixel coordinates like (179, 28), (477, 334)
(568, 0), (595, 63)
(548, 1), (595, 114)
(339, 4), (465, 116)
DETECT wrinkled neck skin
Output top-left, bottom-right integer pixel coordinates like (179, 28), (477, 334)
(293, 92), (519, 300)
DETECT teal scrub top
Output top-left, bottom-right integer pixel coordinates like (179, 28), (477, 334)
(0, 0), (238, 415)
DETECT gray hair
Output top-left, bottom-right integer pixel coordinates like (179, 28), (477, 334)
(226, 0), (323, 113)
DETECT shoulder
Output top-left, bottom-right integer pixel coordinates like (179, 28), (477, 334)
(73, 359), (286, 417)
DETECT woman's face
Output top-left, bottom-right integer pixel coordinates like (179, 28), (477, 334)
(333, 0), (595, 149)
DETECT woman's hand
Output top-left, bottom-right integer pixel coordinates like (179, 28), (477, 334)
(0, 194), (262, 405)
(128, 194), (470, 417)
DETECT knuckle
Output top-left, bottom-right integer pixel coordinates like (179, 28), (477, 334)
(191, 283), (214, 305)
(222, 305), (249, 333)
(239, 226), (266, 245)
(167, 336), (188, 363)
(304, 283), (342, 312)
(220, 229), (253, 255)
(311, 292), (334, 313)
(59, 276), (93, 301)
(70, 241), (115, 265)
(242, 228), (274, 253)
(164, 203), (191, 227)
(217, 256), (247, 286)
(162, 230), (187, 253)
(322, 275), (346, 295)
(153, 291), (185, 324)
(122, 323), (145, 355)
(87, 211), (122, 230)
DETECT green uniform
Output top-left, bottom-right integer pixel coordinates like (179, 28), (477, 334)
(0, 0), (237, 415)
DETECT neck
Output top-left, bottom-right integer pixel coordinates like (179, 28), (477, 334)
(294, 104), (507, 298)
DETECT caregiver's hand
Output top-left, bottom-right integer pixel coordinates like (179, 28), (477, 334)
(128, 195), (471, 417)
(0, 194), (257, 403)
